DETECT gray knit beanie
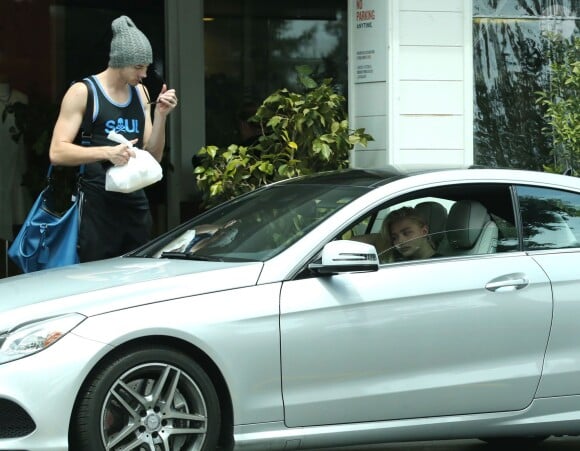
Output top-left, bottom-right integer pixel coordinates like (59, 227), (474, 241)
(108, 16), (153, 68)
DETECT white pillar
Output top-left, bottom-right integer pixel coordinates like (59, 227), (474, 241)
(349, 0), (473, 169)
(165, 0), (206, 227)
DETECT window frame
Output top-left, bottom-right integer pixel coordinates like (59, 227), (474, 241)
(339, 182), (518, 264)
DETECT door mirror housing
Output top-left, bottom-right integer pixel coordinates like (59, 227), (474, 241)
(309, 240), (379, 275)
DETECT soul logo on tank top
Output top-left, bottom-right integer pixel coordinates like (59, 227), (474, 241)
(105, 118), (141, 135)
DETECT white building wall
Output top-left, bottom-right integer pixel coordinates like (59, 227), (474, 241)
(349, 0), (473, 169)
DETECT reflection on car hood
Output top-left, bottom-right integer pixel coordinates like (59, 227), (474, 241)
(0, 257), (263, 325)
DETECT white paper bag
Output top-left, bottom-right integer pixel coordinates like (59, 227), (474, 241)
(105, 131), (163, 193)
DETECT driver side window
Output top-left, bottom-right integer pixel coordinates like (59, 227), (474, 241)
(345, 197), (451, 263)
(343, 183), (516, 263)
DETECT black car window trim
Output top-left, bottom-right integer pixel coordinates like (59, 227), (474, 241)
(510, 184), (526, 252)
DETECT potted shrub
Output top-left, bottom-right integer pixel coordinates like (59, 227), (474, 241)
(194, 65), (373, 209)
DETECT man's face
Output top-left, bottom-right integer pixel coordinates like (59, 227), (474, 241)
(122, 65), (149, 86)
(390, 218), (428, 259)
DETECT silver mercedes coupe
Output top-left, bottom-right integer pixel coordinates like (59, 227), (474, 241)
(2, 167), (580, 450)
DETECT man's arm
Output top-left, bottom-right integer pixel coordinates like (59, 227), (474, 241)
(141, 83), (178, 162)
(49, 82), (134, 167)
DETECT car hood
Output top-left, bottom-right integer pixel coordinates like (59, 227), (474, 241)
(0, 257), (264, 326)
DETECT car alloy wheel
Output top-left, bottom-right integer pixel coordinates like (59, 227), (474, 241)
(72, 347), (220, 451)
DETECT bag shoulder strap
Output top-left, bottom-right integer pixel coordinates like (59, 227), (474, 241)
(74, 78), (94, 177)
(78, 78), (94, 147)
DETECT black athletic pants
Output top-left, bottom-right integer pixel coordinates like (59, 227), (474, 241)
(78, 189), (152, 263)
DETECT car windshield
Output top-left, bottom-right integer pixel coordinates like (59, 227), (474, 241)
(132, 183), (370, 262)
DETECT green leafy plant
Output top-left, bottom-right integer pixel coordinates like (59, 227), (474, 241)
(536, 35), (579, 175)
(194, 65), (373, 208)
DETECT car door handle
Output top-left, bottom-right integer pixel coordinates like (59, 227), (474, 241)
(485, 278), (529, 292)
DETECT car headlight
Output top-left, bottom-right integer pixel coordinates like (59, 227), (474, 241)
(0, 313), (86, 364)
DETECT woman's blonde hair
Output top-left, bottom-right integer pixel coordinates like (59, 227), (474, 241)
(383, 206), (435, 260)
(384, 206), (427, 235)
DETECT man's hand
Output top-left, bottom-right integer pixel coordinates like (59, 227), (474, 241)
(154, 84), (178, 115)
(108, 141), (137, 166)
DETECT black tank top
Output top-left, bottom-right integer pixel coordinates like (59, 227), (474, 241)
(81, 75), (149, 208)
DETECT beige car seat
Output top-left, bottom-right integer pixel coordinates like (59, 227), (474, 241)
(438, 200), (498, 256)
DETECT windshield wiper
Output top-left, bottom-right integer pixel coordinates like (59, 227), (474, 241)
(160, 252), (224, 262)
(160, 251), (259, 263)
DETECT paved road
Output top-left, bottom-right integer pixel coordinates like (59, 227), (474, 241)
(312, 436), (580, 450)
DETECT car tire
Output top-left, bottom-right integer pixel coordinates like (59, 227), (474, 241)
(71, 346), (221, 451)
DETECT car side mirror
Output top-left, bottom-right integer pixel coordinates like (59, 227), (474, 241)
(309, 240), (379, 275)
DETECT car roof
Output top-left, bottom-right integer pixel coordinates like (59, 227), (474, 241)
(272, 167), (405, 188)
(272, 166), (580, 190)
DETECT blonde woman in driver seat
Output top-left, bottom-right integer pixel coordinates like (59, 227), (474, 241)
(384, 206), (439, 261)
